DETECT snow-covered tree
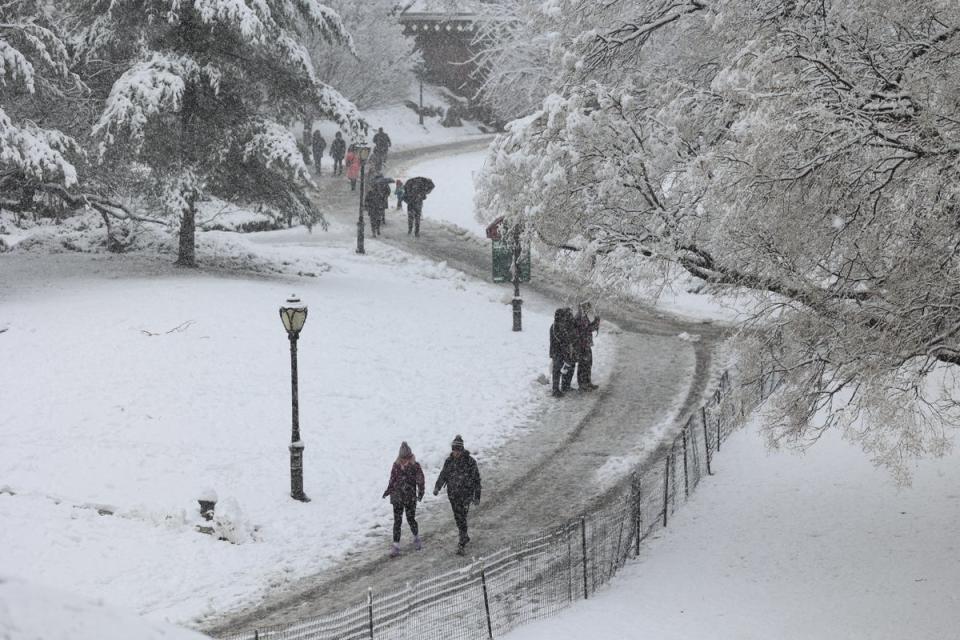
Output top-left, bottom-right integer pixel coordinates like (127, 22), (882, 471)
(305, 0), (420, 112)
(477, 0), (960, 476)
(77, 0), (366, 266)
(0, 1), (81, 208)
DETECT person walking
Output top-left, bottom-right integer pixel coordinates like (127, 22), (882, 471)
(394, 178), (405, 210)
(382, 441), (426, 557)
(330, 132), (346, 176)
(373, 127), (392, 161)
(433, 435), (481, 555)
(311, 130), (326, 176)
(403, 177), (434, 238)
(366, 175), (391, 237)
(550, 307), (576, 397)
(345, 146), (360, 191)
(573, 301), (601, 390)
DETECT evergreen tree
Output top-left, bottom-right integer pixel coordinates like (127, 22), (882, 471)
(79, 0), (366, 266)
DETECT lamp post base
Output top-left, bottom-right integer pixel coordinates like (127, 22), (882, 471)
(290, 442), (309, 502)
(512, 297), (523, 332)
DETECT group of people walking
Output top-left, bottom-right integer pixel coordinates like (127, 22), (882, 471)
(307, 126), (434, 239)
(549, 301), (601, 397)
(382, 435), (482, 557)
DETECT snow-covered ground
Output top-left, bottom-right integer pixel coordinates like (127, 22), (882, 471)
(0, 575), (209, 640)
(503, 418), (960, 640)
(0, 227), (560, 627)
(308, 84), (490, 152)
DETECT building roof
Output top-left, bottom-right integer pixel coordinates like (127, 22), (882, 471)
(400, 0), (478, 20)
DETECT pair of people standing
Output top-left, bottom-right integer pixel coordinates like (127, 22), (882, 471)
(382, 435), (482, 557)
(549, 302), (600, 397)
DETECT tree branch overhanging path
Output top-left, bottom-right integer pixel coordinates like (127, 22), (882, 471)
(474, 0), (960, 475)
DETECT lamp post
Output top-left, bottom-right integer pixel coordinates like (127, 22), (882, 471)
(356, 144), (371, 255)
(511, 226), (523, 332)
(279, 295), (310, 502)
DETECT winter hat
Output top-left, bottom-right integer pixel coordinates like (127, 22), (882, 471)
(451, 435), (465, 451)
(398, 441), (413, 459)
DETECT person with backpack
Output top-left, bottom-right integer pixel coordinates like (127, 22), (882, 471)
(330, 132), (346, 176)
(311, 130), (326, 176)
(382, 441), (425, 557)
(395, 178), (405, 210)
(550, 307), (577, 397)
(433, 435), (481, 555)
(373, 127), (392, 160)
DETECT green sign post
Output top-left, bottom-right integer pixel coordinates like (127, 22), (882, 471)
(491, 239), (530, 283)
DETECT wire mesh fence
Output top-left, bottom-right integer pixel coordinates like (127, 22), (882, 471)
(219, 369), (780, 640)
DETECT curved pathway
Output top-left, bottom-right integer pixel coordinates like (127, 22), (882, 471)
(204, 139), (728, 636)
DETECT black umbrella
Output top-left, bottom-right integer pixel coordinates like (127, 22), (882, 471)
(404, 177), (435, 199)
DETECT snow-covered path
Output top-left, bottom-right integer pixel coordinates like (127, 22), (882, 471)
(205, 141), (727, 635)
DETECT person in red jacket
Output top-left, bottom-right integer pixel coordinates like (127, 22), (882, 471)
(382, 441), (425, 557)
(345, 146), (361, 191)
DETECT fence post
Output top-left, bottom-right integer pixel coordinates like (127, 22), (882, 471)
(367, 587), (374, 640)
(662, 452), (670, 528)
(479, 559), (494, 640)
(580, 515), (588, 600)
(682, 427), (689, 499)
(567, 524), (574, 603)
(715, 390), (722, 451)
(702, 406), (712, 475)
(632, 473), (642, 557)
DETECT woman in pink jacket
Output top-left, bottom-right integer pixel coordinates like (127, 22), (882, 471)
(345, 146), (360, 191)
(382, 441), (425, 557)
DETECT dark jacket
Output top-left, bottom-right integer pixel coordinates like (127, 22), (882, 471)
(366, 180), (391, 211)
(550, 309), (576, 362)
(311, 131), (326, 156)
(434, 451), (481, 503)
(330, 136), (346, 159)
(383, 460), (425, 505)
(574, 311), (600, 352)
(373, 131), (392, 153)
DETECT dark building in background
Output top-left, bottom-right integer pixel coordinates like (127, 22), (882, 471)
(398, 1), (482, 99)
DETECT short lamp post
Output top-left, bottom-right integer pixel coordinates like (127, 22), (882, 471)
(279, 295), (310, 502)
(511, 227), (523, 332)
(356, 144), (372, 255)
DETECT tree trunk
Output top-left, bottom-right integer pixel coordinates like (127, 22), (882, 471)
(303, 118), (313, 165)
(176, 202), (197, 267)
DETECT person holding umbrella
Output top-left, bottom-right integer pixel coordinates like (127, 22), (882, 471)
(403, 176), (435, 238)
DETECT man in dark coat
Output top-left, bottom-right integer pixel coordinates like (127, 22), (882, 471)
(373, 127), (392, 159)
(311, 130), (326, 175)
(573, 302), (600, 390)
(550, 307), (576, 397)
(433, 434), (481, 553)
(365, 176), (391, 237)
(403, 177), (434, 238)
(330, 132), (346, 175)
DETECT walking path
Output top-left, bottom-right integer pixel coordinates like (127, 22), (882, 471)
(204, 139), (729, 636)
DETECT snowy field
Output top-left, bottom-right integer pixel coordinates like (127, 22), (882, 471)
(0, 230), (558, 627)
(503, 419), (960, 640)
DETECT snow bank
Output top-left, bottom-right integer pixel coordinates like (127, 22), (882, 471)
(504, 419), (960, 640)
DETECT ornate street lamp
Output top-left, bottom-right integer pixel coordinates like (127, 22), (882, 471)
(356, 144), (372, 255)
(279, 294), (310, 502)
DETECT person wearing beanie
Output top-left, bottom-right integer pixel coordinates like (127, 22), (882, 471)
(433, 434), (482, 554)
(382, 441), (425, 557)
